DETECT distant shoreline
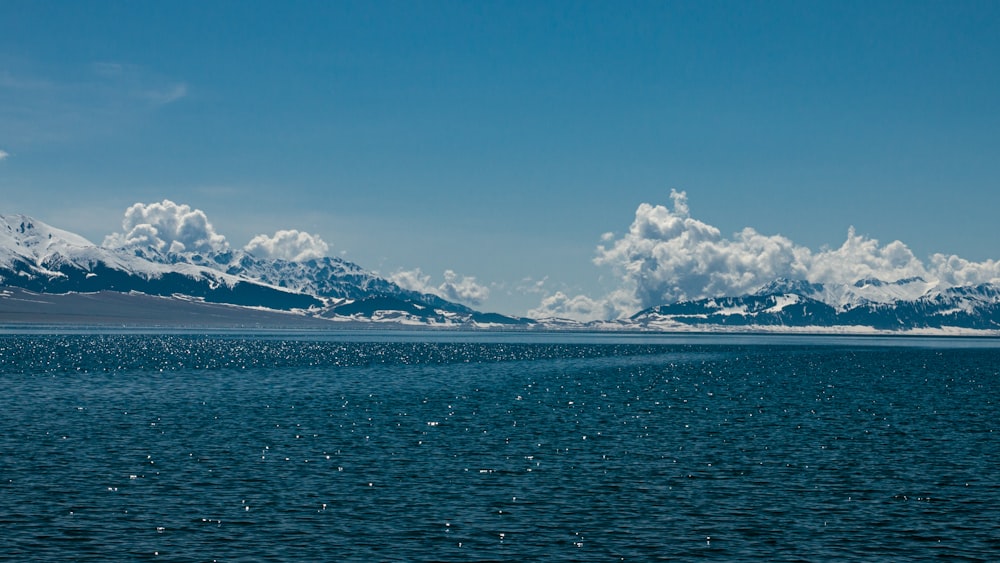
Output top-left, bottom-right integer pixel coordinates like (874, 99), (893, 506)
(0, 288), (331, 329)
(4, 287), (1000, 338)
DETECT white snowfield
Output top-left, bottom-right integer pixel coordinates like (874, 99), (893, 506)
(752, 276), (961, 312)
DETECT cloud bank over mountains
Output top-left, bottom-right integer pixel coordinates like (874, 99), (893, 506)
(245, 230), (329, 262)
(90, 195), (1000, 320)
(389, 268), (491, 307)
(103, 200), (329, 262)
(532, 190), (1000, 321)
(104, 200), (230, 255)
(98, 200), (491, 308)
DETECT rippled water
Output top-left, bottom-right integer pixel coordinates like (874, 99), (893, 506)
(1, 332), (998, 561)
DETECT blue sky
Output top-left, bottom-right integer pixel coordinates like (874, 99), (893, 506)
(2, 1), (999, 317)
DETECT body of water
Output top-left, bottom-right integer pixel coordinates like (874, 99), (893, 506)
(1, 332), (998, 561)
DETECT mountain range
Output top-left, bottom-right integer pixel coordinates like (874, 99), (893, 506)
(0, 214), (528, 327)
(2, 213), (999, 333)
(626, 277), (1000, 332)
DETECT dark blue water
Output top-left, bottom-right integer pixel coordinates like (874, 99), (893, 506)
(1, 332), (998, 561)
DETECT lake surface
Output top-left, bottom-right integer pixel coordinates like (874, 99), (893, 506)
(1, 332), (998, 561)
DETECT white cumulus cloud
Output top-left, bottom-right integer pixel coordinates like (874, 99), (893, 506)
(528, 291), (616, 322)
(104, 199), (229, 255)
(388, 268), (434, 294)
(806, 227), (928, 286)
(540, 189), (1000, 320)
(0, 149), (9, 161)
(928, 253), (1000, 287)
(594, 190), (810, 314)
(389, 268), (491, 306)
(244, 229), (329, 262)
(438, 269), (491, 305)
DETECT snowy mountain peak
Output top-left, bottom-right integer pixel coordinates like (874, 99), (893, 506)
(1, 214), (95, 256)
(750, 275), (939, 311)
(133, 246), (407, 301)
(0, 213), (326, 310)
(852, 276), (927, 289)
(753, 278), (825, 297)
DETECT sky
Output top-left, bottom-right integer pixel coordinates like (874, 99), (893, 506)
(2, 1), (999, 318)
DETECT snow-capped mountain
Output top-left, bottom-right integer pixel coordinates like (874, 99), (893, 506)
(0, 214), (321, 310)
(0, 214), (526, 325)
(116, 245), (526, 325)
(150, 246), (444, 304)
(631, 277), (1000, 331)
(6, 212), (999, 332)
(753, 276), (939, 311)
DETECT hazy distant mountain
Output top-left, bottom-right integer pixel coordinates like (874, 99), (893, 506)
(0, 214), (527, 326)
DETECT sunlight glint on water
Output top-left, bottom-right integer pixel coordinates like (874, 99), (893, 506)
(0, 334), (997, 561)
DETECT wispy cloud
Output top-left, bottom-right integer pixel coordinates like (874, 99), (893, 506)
(88, 61), (189, 107)
(533, 190), (1000, 321)
(389, 268), (491, 307)
(1, 61), (188, 143)
(0, 69), (54, 90)
(143, 82), (188, 106)
(0, 149), (9, 161)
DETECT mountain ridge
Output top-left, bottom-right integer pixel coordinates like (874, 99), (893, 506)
(631, 278), (1000, 331)
(3, 213), (1000, 333)
(1, 214), (527, 326)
